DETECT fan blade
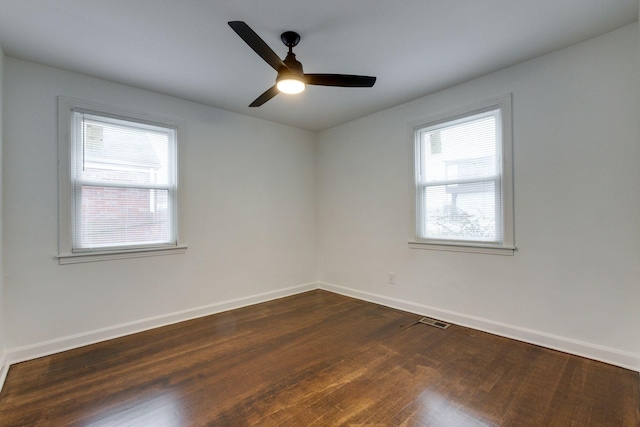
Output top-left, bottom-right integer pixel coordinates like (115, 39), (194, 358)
(228, 21), (287, 72)
(305, 74), (376, 87)
(249, 85), (279, 107)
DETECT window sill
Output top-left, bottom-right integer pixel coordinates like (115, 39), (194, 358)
(58, 245), (188, 264)
(408, 241), (515, 256)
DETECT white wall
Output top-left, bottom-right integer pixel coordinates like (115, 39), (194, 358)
(317, 24), (640, 368)
(0, 45), (6, 368)
(3, 58), (317, 351)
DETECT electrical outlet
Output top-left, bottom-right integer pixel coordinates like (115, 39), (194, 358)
(388, 272), (396, 284)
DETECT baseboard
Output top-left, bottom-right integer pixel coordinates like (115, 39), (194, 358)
(0, 351), (8, 394)
(318, 281), (640, 372)
(5, 282), (317, 367)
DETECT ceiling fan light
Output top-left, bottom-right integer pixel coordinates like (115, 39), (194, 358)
(277, 77), (306, 94)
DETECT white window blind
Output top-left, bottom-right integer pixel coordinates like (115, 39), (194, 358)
(412, 95), (514, 254)
(71, 112), (177, 251)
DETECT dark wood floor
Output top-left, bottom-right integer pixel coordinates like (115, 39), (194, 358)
(0, 290), (638, 426)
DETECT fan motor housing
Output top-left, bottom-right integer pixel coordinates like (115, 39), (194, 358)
(282, 53), (304, 75)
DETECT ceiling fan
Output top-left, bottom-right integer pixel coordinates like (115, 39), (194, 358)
(228, 21), (377, 107)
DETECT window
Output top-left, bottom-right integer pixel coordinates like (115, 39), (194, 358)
(410, 95), (514, 255)
(58, 98), (186, 263)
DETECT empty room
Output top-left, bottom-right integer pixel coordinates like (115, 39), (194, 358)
(0, 1), (638, 425)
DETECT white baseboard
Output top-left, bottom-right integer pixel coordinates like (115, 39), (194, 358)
(318, 281), (640, 372)
(4, 282), (317, 369)
(0, 351), (8, 394)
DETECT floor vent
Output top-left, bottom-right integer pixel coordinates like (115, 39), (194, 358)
(418, 317), (450, 329)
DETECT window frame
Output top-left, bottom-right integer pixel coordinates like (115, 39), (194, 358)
(58, 97), (187, 264)
(409, 94), (515, 255)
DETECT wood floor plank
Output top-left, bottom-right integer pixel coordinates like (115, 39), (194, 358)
(0, 290), (637, 426)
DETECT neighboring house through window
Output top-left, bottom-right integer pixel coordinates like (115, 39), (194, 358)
(58, 97), (186, 263)
(410, 95), (515, 255)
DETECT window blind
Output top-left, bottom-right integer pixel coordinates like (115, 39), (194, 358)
(71, 111), (177, 251)
(416, 109), (502, 243)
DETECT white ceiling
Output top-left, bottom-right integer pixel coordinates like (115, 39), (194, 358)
(0, 1), (637, 131)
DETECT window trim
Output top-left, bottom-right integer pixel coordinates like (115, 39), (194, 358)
(58, 97), (187, 264)
(409, 94), (515, 255)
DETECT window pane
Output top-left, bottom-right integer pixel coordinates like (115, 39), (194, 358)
(424, 182), (500, 242)
(80, 118), (173, 186)
(421, 114), (497, 183)
(77, 186), (171, 248)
